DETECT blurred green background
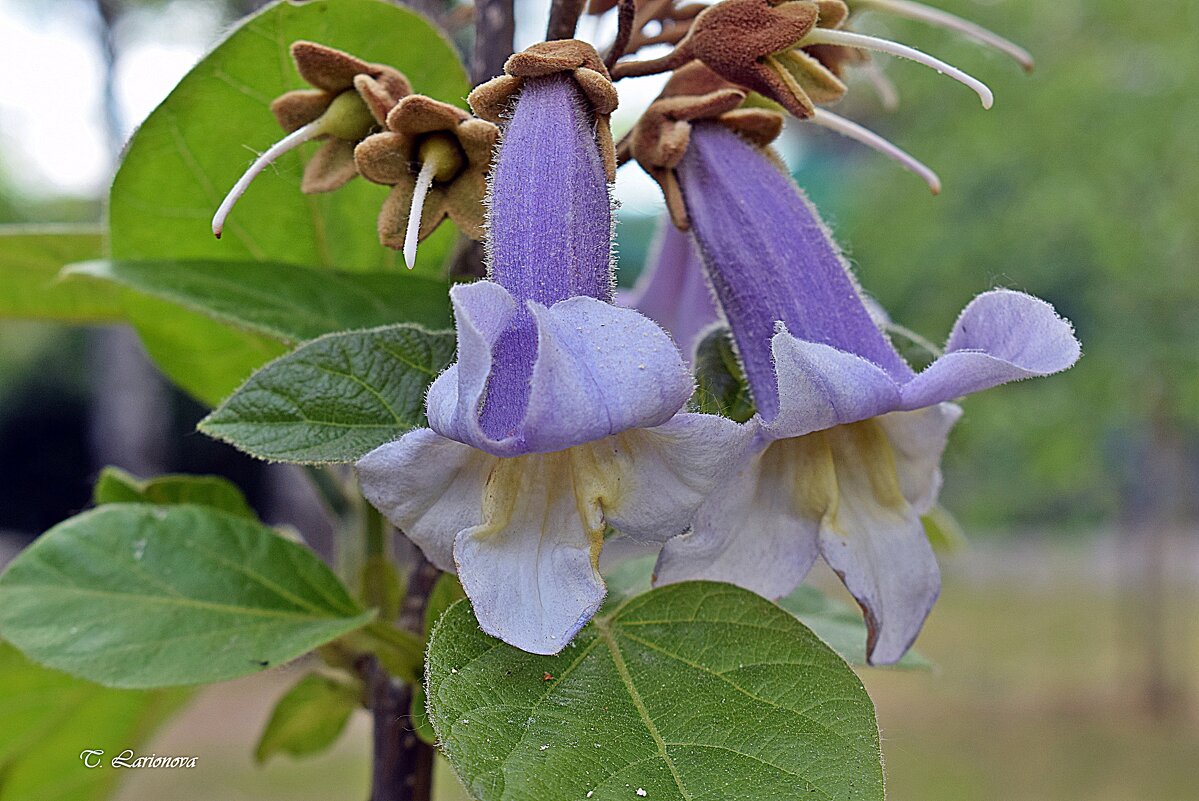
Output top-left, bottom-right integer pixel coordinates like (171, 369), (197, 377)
(0, 0), (1195, 799)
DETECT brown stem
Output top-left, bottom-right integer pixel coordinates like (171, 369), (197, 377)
(610, 47), (687, 79)
(604, 0), (637, 70)
(473, 0), (516, 82)
(547, 0), (587, 40)
(400, 555), (444, 632)
(360, 654), (434, 801)
(359, 546), (443, 801)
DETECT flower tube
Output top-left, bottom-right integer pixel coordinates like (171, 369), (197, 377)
(357, 42), (747, 655)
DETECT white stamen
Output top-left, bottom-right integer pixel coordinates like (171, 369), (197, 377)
(852, 0), (1035, 72)
(809, 108), (942, 195)
(859, 58), (901, 111)
(404, 158), (438, 270)
(802, 28), (994, 109)
(212, 121), (321, 239)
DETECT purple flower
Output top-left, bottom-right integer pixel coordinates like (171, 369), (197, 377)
(654, 122), (1080, 664)
(620, 221), (720, 361)
(357, 58), (747, 655)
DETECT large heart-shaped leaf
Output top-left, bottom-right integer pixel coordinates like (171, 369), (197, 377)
(0, 504), (374, 688)
(66, 259), (451, 344)
(107, 0), (469, 401)
(0, 226), (118, 322)
(427, 582), (884, 801)
(201, 324), (455, 463)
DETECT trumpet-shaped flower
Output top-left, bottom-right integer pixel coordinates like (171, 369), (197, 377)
(357, 44), (747, 655)
(654, 122), (1080, 664)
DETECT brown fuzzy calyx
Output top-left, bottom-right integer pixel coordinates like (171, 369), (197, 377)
(611, 0), (848, 120)
(270, 41), (413, 194)
(467, 40), (620, 180)
(355, 95), (500, 248)
(624, 63), (785, 229)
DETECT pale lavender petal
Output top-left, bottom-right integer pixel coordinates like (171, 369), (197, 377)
(762, 329), (903, 440)
(621, 222), (719, 359)
(654, 435), (821, 599)
(877, 403), (962, 513)
(900, 289), (1081, 409)
(520, 298), (695, 454)
(425, 281), (519, 453)
(818, 423), (940, 666)
(678, 122), (912, 418)
(428, 283), (694, 457)
(454, 451), (607, 655)
(355, 428), (491, 572)
(600, 413), (754, 542)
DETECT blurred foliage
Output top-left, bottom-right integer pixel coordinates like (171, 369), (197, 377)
(797, 0), (1198, 528)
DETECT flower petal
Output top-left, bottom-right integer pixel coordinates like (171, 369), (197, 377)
(355, 428), (491, 572)
(429, 283), (695, 457)
(900, 289), (1081, 409)
(763, 329), (902, 439)
(520, 297), (695, 454)
(301, 139), (358, 194)
(654, 434), (822, 599)
(877, 403), (962, 513)
(454, 448), (608, 654)
(818, 422), (940, 665)
(425, 281), (518, 453)
(600, 413), (754, 542)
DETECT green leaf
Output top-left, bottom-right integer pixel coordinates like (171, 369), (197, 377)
(411, 573), (464, 746)
(0, 226), (120, 323)
(603, 555), (928, 669)
(107, 0), (469, 402)
(427, 582), (884, 801)
(690, 326), (756, 422)
(66, 259), (451, 343)
(0, 641), (189, 801)
(410, 680), (437, 747)
(778, 585), (931, 670)
(93, 466), (257, 520)
(423, 572), (466, 637)
(200, 324), (456, 464)
(255, 672), (359, 763)
(121, 294), (289, 407)
(0, 504), (374, 688)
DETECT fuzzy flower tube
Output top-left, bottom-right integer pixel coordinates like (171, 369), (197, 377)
(653, 122), (1081, 664)
(357, 42), (747, 655)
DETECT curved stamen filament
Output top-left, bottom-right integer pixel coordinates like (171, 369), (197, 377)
(801, 27), (993, 108)
(404, 158), (437, 270)
(212, 121), (321, 239)
(852, 0), (1034, 72)
(809, 108), (941, 194)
